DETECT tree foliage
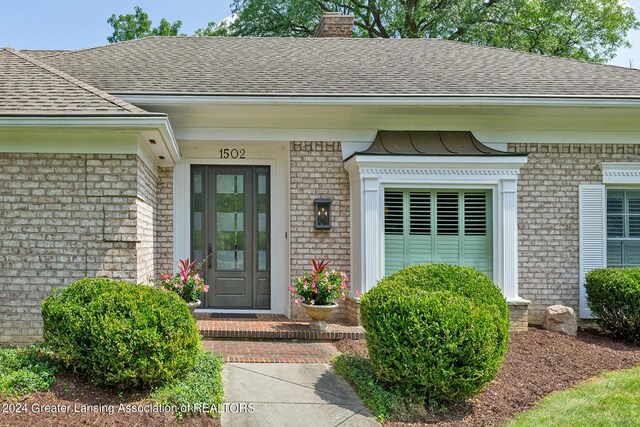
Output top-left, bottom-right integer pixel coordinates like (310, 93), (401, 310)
(107, 6), (184, 43)
(229, 0), (639, 63)
(107, 2), (638, 63)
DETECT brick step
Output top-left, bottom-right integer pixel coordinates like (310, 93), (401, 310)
(203, 339), (340, 363)
(196, 315), (365, 341)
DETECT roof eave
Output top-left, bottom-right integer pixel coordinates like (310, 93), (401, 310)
(0, 115), (181, 164)
(117, 94), (640, 108)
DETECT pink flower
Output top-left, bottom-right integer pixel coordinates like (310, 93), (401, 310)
(292, 289), (296, 294)
(310, 300), (315, 305)
(288, 285), (292, 291)
(175, 284), (181, 289)
(355, 290), (362, 297)
(204, 285), (209, 293)
(294, 299), (300, 304)
(311, 283), (315, 288)
(328, 284), (332, 290)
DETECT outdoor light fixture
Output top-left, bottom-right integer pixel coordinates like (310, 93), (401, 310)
(314, 198), (332, 230)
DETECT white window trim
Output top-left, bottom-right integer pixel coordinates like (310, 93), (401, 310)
(344, 155), (528, 302)
(603, 163), (640, 185)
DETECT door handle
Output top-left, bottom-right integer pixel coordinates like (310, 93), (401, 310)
(208, 243), (212, 270)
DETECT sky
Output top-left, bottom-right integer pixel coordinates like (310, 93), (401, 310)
(0, 0), (638, 68)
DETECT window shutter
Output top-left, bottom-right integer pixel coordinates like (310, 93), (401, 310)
(435, 192), (460, 264)
(384, 190), (405, 274)
(408, 192), (431, 266)
(462, 192), (493, 277)
(579, 185), (606, 319)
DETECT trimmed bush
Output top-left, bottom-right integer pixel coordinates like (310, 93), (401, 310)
(586, 268), (640, 344)
(360, 264), (510, 402)
(42, 277), (201, 389)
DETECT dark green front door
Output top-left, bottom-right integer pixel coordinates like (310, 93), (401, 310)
(191, 165), (270, 309)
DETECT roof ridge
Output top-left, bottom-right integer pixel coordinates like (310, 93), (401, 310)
(432, 38), (640, 73)
(45, 36), (640, 73)
(4, 48), (148, 113)
(37, 37), (156, 59)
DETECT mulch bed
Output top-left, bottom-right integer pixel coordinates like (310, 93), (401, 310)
(0, 372), (219, 427)
(336, 326), (640, 426)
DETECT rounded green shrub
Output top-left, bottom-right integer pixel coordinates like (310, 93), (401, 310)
(585, 268), (640, 344)
(42, 277), (201, 389)
(360, 264), (510, 402)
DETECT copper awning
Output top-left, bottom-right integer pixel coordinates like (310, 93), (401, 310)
(348, 131), (526, 159)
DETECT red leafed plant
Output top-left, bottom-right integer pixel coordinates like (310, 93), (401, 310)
(311, 259), (330, 276)
(157, 258), (209, 303)
(289, 259), (349, 306)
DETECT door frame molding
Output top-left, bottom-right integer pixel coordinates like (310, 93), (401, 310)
(173, 149), (290, 316)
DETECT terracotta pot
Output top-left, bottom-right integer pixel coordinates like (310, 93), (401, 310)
(186, 300), (201, 318)
(300, 302), (338, 331)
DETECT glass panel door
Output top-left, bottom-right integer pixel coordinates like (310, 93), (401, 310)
(191, 165), (271, 309)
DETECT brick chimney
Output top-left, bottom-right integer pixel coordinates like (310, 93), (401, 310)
(314, 12), (354, 37)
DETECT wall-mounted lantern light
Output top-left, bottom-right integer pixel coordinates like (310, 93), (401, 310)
(314, 198), (332, 230)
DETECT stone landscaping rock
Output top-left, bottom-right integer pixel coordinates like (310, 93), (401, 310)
(542, 305), (577, 336)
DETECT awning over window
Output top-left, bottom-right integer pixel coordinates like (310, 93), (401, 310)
(352, 131), (525, 157)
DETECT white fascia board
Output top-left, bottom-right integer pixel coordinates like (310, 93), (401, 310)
(118, 94), (640, 108)
(0, 116), (181, 164)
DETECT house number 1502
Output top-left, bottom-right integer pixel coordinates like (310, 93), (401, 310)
(219, 148), (246, 159)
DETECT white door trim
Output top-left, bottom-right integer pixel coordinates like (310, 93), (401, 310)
(173, 142), (290, 316)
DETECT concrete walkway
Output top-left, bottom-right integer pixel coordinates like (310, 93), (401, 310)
(221, 363), (381, 427)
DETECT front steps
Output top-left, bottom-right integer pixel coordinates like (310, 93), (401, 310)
(196, 314), (365, 341)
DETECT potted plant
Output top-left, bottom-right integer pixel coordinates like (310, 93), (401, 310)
(290, 259), (349, 331)
(157, 258), (209, 317)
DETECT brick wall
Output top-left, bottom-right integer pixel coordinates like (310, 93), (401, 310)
(136, 158), (157, 283)
(510, 143), (640, 323)
(155, 167), (174, 276)
(290, 142), (351, 321)
(0, 153), (155, 344)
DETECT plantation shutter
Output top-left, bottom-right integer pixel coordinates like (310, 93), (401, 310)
(462, 192), (492, 275)
(384, 189), (492, 278)
(384, 190), (405, 274)
(579, 185), (606, 319)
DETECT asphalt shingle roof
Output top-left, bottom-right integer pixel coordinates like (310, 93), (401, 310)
(40, 36), (640, 97)
(0, 48), (151, 115)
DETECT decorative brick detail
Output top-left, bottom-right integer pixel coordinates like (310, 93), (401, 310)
(509, 301), (529, 332)
(289, 141), (351, 321)
(509, 143), (640, 324)
(0, 153), (160, 345)
(155, 166), (173, 275)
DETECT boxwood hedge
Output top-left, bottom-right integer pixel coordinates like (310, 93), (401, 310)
(360, 264), (510, 402)
(586, 267), (640, 344)
(41, 277), (201, 389)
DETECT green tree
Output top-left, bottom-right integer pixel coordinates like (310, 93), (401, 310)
(228, 0), (639, 63)
(107, 6), (184, 43)
(194, 20), (232, 36)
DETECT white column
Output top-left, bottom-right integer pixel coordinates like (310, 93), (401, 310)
(362, 175), (382, 292)
(501, 178), (522, 302)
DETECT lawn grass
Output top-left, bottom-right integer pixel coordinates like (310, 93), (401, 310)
(332, 353), (430, 422)
(0, 345), (60, 397)
(151, 351), (225, 418)
(505, 366), (640, 427)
